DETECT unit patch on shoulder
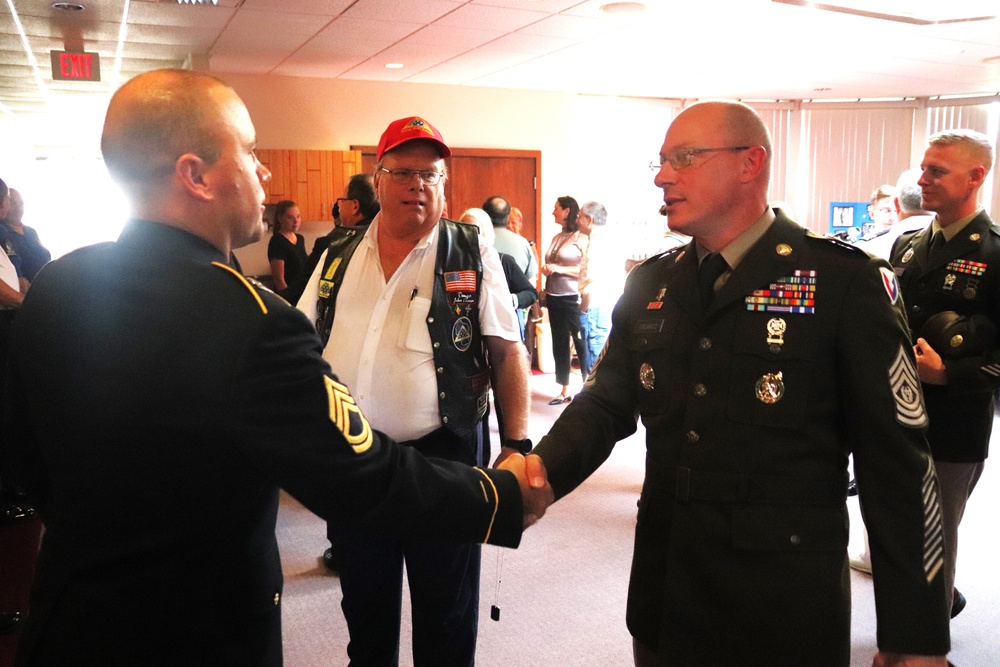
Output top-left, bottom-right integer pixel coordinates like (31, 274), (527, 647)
(887, 344), (927, 428)
(879, 267), (899, 303)
(325, 376), (373, 454)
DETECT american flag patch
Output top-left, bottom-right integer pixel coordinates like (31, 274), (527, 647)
(445, 270), (476, 292)
(745, 270), (816, 314)
(945, 259), (987, 276)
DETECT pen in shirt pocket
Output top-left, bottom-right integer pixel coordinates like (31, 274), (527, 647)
(408, 287), (418, 308)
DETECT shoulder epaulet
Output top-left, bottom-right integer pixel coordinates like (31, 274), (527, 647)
(634, 244), (686, 268)
(804, 230), (868, 255)
(211, 261), (282, 314)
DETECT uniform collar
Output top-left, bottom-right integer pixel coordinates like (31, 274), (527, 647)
(696, 206), (776, 272)
(934, 207), (983, 242)
(118, 219), (228, 264)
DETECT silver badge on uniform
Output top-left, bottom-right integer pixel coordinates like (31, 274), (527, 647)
(766, 318), (786, 353)
(902, 248), (914, 263)
(755, 371), (784, 404)
(639, 363), (655, 391)
(943, 274), (956, 291)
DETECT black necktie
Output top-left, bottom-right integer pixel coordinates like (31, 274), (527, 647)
(928, 231), (945, 259)
(699, 253), (728, 307)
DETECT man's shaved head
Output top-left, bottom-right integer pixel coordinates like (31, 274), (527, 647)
(101, 69), (232, 187)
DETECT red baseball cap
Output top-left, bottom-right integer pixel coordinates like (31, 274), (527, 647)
(376, 116), (451, 161)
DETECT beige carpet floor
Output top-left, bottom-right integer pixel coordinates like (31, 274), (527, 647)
(277, 372), (999, 666)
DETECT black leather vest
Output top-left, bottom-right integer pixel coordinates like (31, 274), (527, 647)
(313, 220), (490, 463)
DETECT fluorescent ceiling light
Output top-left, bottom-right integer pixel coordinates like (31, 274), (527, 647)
(5, 0), (50, 100)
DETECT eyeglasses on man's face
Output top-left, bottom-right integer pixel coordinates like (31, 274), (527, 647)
(649, 146), (752, 172)
(377, 167), (445, 185)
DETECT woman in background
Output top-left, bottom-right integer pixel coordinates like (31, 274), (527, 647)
(267, 200), (307, 295)
(541, 196), (584, 405)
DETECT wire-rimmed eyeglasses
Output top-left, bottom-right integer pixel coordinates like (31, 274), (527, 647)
(649, 146), (752, 172)
(377, 167), (445, 185)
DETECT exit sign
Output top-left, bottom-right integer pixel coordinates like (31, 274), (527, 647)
(50, 51), (101, 82)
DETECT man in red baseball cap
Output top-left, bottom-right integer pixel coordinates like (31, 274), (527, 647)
(298, 117), (532, 665)
(375, 116), (452, 162)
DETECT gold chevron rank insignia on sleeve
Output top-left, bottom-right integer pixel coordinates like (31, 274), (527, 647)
(324, 376), (373, 454)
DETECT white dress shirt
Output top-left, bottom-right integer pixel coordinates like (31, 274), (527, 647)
(298, 216), (519, 442)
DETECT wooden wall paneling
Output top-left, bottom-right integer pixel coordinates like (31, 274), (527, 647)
(321, 151), (336, 220)
(261, 149), (365, 221)
(279, 150), (293, 202)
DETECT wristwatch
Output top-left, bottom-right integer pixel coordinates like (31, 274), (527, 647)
(502, 438), (533, 454)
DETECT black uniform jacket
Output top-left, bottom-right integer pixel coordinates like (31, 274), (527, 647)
(3, 220), (522, 667)
(533, 211), (949, 665)
(890, 209), (1000, 462)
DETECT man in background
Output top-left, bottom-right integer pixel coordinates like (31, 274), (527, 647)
(485, 195), (537, 282)
(858, 174), (933, 260)
(576, 200), (624, 382)
(485, 195), (537, 339)
(889, 129), (998, 621)
(286, 173), (379, 305)
(1, 189), (50, 283)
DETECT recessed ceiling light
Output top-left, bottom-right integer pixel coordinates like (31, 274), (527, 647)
(385, 63), (404, 69)
(52, 2), (85, 10)
(600, 2), (647, 15)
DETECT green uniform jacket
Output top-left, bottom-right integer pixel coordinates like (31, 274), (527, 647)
(890, 209), (1000, 463)
(534, 210), (949, 665)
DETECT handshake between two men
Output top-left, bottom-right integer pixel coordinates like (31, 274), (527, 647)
(497, 453), (555, 529)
